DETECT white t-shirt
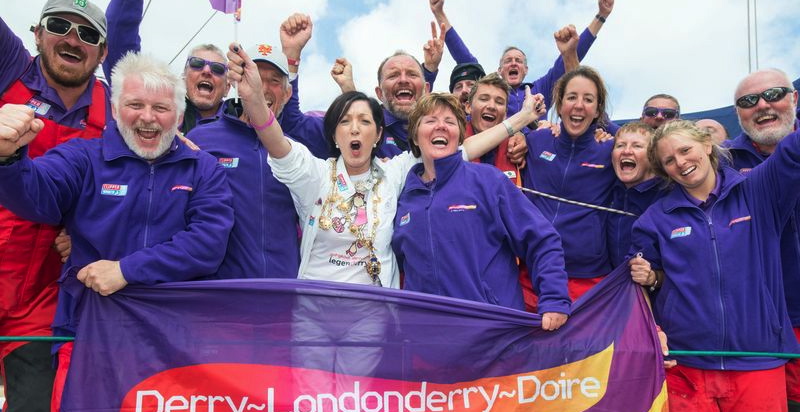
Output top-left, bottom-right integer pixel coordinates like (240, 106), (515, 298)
(304, 171), (376, 285)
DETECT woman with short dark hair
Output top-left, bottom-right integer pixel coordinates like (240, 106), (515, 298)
(226, 44), (544, 288)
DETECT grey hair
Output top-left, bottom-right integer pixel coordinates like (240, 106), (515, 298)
(111, 52), (186, 115)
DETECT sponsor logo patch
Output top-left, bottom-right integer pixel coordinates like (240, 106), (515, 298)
(171, 185), (193, 192)
(308, 215), (316, 227)
(399, 213), (411, 226)
(728, 215), (751, 227)
(738, 167), (753, 174)
(101, 183), (128, 196)
(670, 226), (692, 239)
(26, 98), (51, 116)
(539, 151), (556, 161)
(386, 136), (396, 146)
(580, 162), (605, 169)
(448, 204), (477, 212)
(218, 157), (240, 168)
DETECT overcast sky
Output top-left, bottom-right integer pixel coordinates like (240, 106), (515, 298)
(4, 0), (800, 119)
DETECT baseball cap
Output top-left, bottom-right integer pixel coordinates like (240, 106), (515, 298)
(449, 62), (485, 92)
(41, 0), (107, 38)
(247, 44), (289, 76)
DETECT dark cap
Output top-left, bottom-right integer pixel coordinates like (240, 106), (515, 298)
(449, 62), (485, 92)
(41, 0), (107, 38)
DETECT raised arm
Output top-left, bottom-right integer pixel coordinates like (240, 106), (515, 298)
(555, 24), (580, 74)
(589, 0), (614, 37)
(430, 0), (477, 64)
(103, 0), (143, 81)
(227, 44), (291, 158)
(278, 13), (330, 158)
(0, 17), (34, 91)
(331, 57), (355, 93)
(423, 22), (445, 89)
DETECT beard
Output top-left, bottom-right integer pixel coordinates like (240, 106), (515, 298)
(385, 99), (411, 121)
(743, 108), (797, 146)
(38, 43), (101, 88)
(118, 121), (177, 160)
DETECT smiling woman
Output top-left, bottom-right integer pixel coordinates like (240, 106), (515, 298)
(520, 66), (616, 301)
(391, 93), (571, 330)
(630, 120), (800, 409)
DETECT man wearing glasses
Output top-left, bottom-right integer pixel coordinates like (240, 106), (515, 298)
(726, 69), (800, 412)
(104, 1), (229, 134)
(185, 44), (303, 280)
(0, 1), (109, 410)
(639, 93), (680, 129)
(180, 45), (230, 134)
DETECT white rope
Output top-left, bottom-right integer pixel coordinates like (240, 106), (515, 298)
(518, 187), (638, 217)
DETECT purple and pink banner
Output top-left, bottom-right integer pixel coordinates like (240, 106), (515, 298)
(60, 264), (666, 411)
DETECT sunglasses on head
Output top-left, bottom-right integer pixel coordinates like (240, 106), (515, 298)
(735, 87), (793, 109)
(642, 106), (679, 120)
(185, 56), (227, 77)
(40, 16), (103, 46)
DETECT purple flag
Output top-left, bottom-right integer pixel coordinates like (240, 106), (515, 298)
(61, 264), (667, 411)
(208, 0), (241, 20)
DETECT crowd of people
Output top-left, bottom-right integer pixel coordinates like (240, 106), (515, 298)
(0, 0), (798, 411)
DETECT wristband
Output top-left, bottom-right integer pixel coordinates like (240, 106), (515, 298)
(251, 110), (275, 131)
(502, 119), (515, 138)
(595, 14), (607, 23)
(0, 148), (23, 166)
(287, 57), (300, 67)
(648, 271), (660, 292)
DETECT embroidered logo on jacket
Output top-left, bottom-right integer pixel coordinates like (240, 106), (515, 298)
(171, 185), (193, 192)
(101, 184), (128, 196)
(539, 151), (556, 161)
(739, 167), (753, 174)
(218, 157), (240, 168)
(580, 162), (605, 169)
(670, 226), (692, 239)
(308, 215), (316, 227)
(728, 215), (751, 227)
(503, 170), (517, 179)
(399, 213), (411, 226)
(448, 204), (477, 212)
(385, 137), (396, 146)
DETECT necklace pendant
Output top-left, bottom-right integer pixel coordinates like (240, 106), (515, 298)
(349, 223), (359, 235)
(366, 255), (381, 286)
(353, 195), (366, 208)
(318, 216), (332, 230)
(337, 201), (351, 213)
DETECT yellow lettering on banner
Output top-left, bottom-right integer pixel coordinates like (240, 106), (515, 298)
(646, 381), (669, 412)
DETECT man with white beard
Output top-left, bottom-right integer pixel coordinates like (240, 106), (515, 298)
(0, 52), (233, 409)
(725, 68), (800, 412)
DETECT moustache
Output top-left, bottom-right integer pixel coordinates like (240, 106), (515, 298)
(55, 44), (87, 60)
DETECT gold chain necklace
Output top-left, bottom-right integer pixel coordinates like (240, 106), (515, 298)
(317, 159), (383, 286)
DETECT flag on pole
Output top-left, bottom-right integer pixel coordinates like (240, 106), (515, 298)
(209, 0), (241, 21)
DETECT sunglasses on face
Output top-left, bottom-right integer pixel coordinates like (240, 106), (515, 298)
(642, 106), (679, 119)
(185, 56), (227, 77)
(40, 16), (103, 46)
(735, 87), (794, 109)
